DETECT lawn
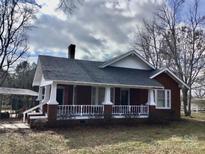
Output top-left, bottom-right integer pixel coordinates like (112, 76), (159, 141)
(0, 113), (205, 154)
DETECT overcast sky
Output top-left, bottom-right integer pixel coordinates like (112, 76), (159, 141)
(27, 0), (205, 63)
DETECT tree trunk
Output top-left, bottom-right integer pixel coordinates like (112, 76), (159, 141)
(182, 88), (189, 116)
(0, 95), (2, 119)
(187, 88), (192, 116)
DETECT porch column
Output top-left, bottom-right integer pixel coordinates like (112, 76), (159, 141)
(47, 82), (59, 125)
(147, 89), (156, 121)
(36, 86), (43, 101)
(147, 89), (156, 106)
(102, 87), (113, 119)
(103, 87), (112, 105)
(42, 85), (50, 113)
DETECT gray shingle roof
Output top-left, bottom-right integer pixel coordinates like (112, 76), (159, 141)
(39, 55), (163, 88)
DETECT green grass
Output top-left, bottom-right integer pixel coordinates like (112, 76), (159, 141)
(0, 113), (205, 154)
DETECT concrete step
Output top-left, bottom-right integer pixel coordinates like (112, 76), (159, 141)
(28, 112), (43, 116)
(30, 115), (47, 120)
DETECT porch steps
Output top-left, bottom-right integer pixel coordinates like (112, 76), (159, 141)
(29, 114), (47, 119)
(28, 112), (43, 116)
(29, 115), (48, 128)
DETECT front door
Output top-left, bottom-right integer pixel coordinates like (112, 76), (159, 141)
(120, 89), (129, 105)
(57, 88), (64, 105)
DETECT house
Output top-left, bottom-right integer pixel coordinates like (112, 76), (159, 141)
(23, 44), (189, 127)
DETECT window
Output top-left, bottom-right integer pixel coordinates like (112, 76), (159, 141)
(154, 89), (171, 109)
(91, 87), (105, 105)
(91, 87), (115, 105)
(120, 88), (130, 105)
(111, 88), (115, 104)
(98, 87), (105, 104)
(72, 86), (77, 105)
(91, 87), (96, 105)
(57, 86), (64, 105)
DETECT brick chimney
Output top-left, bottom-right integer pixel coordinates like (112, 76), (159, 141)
(68, 44), (76, 59)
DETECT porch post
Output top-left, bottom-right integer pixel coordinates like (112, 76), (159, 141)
(147, 89), (156, 106)
(47, 82), (59, 125)
(147, 89), (156, 121)
(42, 85), (50, 113)
(103, 87), (113, 119)
(36, 86), (43, 101)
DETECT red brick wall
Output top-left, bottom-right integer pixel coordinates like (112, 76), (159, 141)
(154, 72), (181, 119)
(75, 86), (91, 105)
(59, 85), (91, 105)
(64, 85), (73, 105)
(114, 88), (148, 105)
(115, 88), (120, 105)
(130, 89), (148, 105)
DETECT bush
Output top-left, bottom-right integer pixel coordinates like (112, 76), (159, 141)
(0, 112), (10, 119)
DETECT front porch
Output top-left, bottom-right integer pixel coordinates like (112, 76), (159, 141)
(23, 82), (157, 125)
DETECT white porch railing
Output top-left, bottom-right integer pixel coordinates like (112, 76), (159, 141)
(22, 101), (46, 122)
(57, 105), (104, 119)
(57, 105), (149, 120)
(112, 105), (149, 116)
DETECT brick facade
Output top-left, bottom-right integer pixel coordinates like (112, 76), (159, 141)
(153, 73), (181, 119)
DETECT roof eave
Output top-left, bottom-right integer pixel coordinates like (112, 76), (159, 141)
(150, 68), (190, 89)
(51, 79), (164, 89)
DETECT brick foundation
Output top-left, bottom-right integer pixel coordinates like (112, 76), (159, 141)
(47, 104), (58, 124)
(103, 104), (113, 119)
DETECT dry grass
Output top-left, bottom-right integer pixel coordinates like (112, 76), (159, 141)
(0, 113), (205, 154)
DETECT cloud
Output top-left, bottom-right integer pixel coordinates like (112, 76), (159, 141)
(28, 0), (163, 62)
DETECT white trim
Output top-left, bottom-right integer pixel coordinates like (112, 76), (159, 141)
(150, 68), (189, 89)
(146, 89), (156, 106)
(51, 80), (164, 89)
(102, 87), (113, 105)
(155, 89), (171, 109)
(40, 75), (52, 86)
(36, 86), (43, 101)
(99, 50), (155, 69)
(47, 82), (58, 105)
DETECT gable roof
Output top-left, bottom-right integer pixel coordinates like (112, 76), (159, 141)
(99, 50), (155, 69)
(150, 68), (189, 89)
(34, 55), (163, 88)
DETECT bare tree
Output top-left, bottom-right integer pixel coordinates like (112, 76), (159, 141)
(160, 0), (205, 116)
(134, 19), (168, 69)
(0, 0), (36, 85)
(135, 0), (205, 116)
(58, 0), (84, 14)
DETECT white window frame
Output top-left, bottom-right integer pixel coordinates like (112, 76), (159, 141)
(154, 89), (171, 109)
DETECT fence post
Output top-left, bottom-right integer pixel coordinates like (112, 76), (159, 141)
(81, 105), (83, 116)
(129, 105), (131, 115)
(140, 105), (143, 115)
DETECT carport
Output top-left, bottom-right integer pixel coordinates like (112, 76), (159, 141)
(0, 87), (38, 118)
